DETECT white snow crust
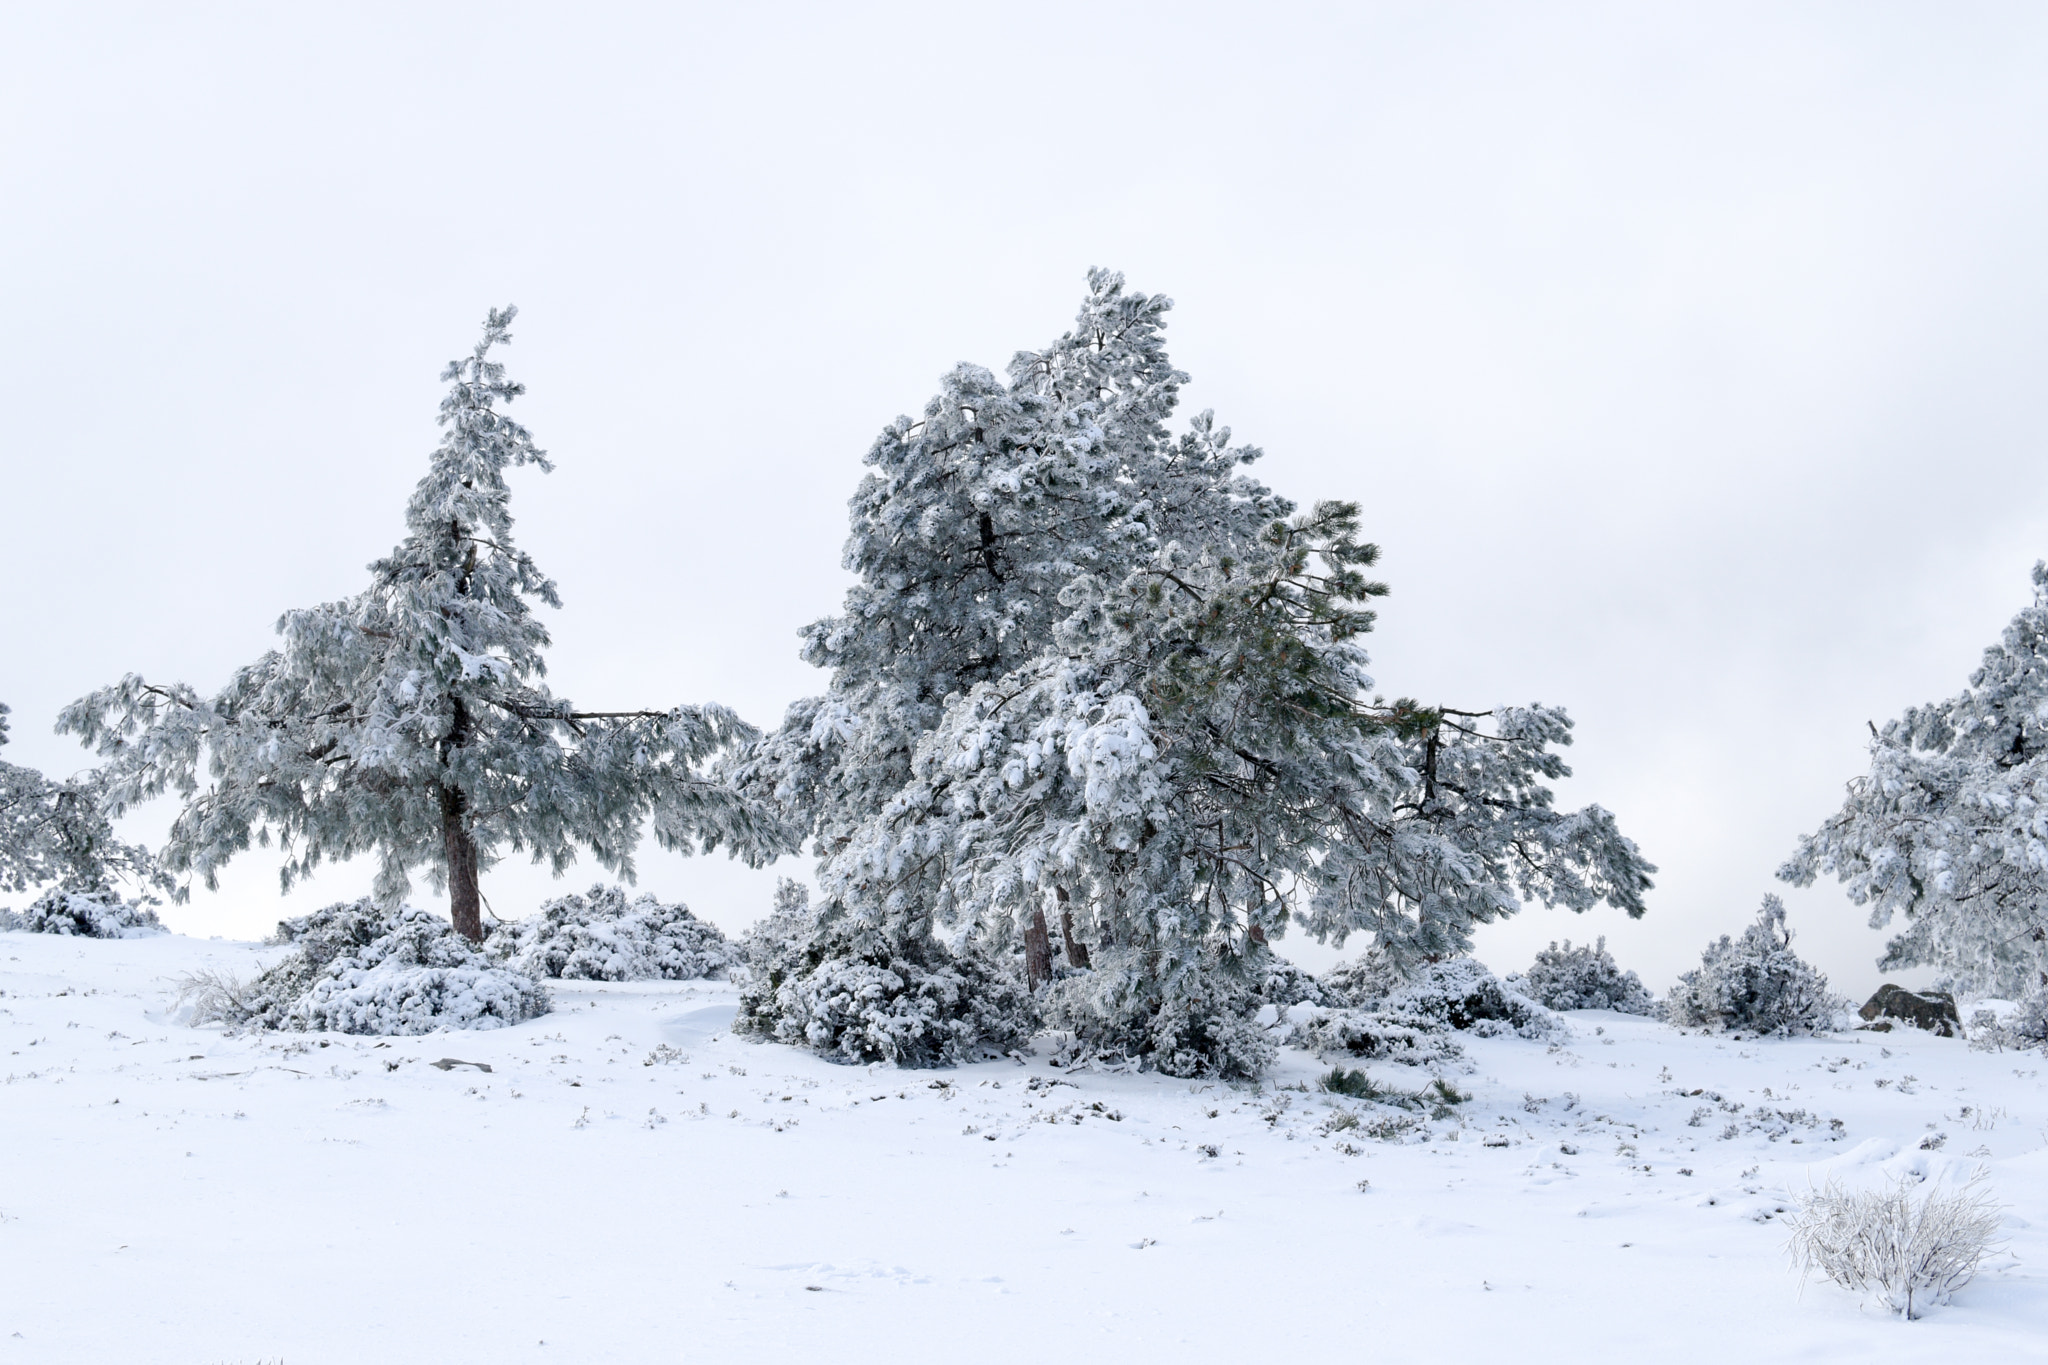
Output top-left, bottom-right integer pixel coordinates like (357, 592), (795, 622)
(2, 929), (2043, 1361)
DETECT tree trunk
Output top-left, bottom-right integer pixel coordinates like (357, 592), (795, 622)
(1057, 887), (1090, 968)
(1024, 905), (1054, 990)
(440, 783), (483, 942)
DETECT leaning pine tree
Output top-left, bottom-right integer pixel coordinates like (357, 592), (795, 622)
(1782, 562), (2048, 996)
(61, 308), (792, 938)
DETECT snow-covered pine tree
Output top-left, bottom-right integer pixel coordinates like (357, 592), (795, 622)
(1665, 894), (1836, 1034)
(734, 271), (1654, 1074)
(60, 308), (793, 939)
(1781, 563), (2048, 996)
(845, 495), (1651, 1074)
(0, 702), (168, 901)
(727, 273), (1285, 1011)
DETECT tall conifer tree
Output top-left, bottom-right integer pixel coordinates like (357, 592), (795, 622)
(63, 308), (789, 937)
(737, 273), (1653, 1073)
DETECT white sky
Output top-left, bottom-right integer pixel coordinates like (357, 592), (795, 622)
(5, 3), (2046, 998)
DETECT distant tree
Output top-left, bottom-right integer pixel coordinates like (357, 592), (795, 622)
(0, 702), (167, 900)
(60, 308), (792, 939)
(1665, 895), (1835, 1034)
(1781, 563), (2048, 995)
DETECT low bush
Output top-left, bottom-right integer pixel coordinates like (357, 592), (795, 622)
(7, 886), (164, 939)
(1334, 955), (1556, 1039)
(189, 900), (549, 1035)
(1293, 1007), (1465, 1066)
(1298, 954), (1554, 1065)
(1785, 1174), (2002, 1319)
(1321, 1065), (1385, 1099)
(1515, 936), (1655, 1015)
(1256, 956), (1339, 1008)
(488, 884), (732, 982)
(1968, 989), (2048, 1052)
(1041, 946), (1275, 1081)
(734, 881), (1034, 1068)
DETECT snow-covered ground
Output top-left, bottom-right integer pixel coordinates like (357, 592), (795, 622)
(3, 932), (2042, 1363)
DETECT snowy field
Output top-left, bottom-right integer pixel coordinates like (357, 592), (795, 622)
(3, 932), (2042, 1364)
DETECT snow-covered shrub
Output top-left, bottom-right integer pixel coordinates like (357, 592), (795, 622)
(734, 882), (1033, 1068)
(1319, 947), (1405, 1008)
(1299, 953), (1552, 1063)
(1515, 936), (1655, 1014)
(1295, 1008), (1464, 1066)
(2007, 989), (2048, 1048)
(1666, 895), (1837, 1035)
(201, 900), (549, 1035)
(1967, 990), (2048, 1052)
(488, 884), (732, 982)
(1042, 947), (1275, 1080)
(1255, 954), (1339, 1008)
(13, 886), (164, 938)
(1335, 955), (1556, 1038)
(1786, 1174), (2003, 1319)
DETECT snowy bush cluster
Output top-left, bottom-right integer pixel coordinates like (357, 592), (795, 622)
(1293, 1007), (1466, 1067)
(733, 882), (1034, 1067)
(488, 884), (732, 982)
(1344, 956), (1556, 1039)
(1042, 947), (1275, 1080)
(2, 886), (164, 939)
(192, 900), (549, 1035)
(1998, 990), (2048, 1048)
(0, 886), (160, 939)
(1512, 936), (1655, 1015)
(1786, 1174), (2003, 1320)
(1290, 955), (1555, 1066)
(1665, 896), (1838, 1035)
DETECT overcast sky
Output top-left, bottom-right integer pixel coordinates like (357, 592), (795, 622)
(5, 3), (2046, 997)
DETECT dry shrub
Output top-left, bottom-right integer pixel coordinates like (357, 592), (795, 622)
(1785, 1173), (2002, 1319)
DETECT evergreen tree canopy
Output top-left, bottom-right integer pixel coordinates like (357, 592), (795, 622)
(60, 308), (792, 938)
(735, 271), (1654, 1069)
(1, 702), (168, 899)
(1782, 562), (2048, 995)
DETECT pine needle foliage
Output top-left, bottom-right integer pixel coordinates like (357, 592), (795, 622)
(0, 703), (169, 901)
(731, 271), (1652, 1074)
(59, 309), (793, 938)
(1665, 896), (1836, 1035)
(1783, 563), (2048, 995)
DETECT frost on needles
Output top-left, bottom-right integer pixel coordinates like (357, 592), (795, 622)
(1782, 562), (2048, 996)
(729, 269), (1656, 1077)
(58, 307), (795, 948)
(1, 701), (171, 929)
